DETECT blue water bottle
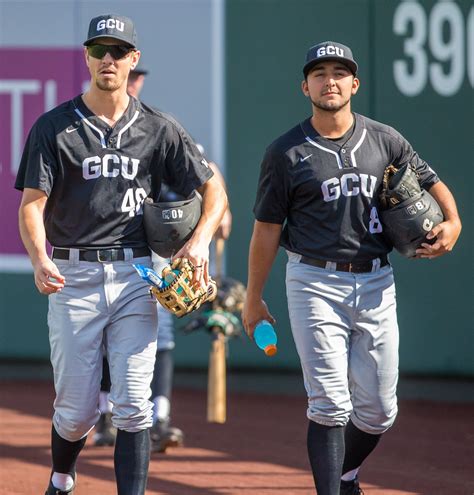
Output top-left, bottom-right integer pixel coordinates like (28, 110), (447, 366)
(254, 320), (278, 356)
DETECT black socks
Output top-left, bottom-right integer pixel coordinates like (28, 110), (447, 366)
(307, 419), (382, 492)
(51, 425), (86, 475)
(307, 420), (345, 495)
(114, 429), (150, 495)
(342, 419), (382, 475)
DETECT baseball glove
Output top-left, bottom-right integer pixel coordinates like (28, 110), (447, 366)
(150, 257), (217, 318)
(378, 163), (444, 257)
(379, 163), (422, 210)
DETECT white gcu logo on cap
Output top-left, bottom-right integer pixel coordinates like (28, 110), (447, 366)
(317, 45), (344, 58)
(97, 19), (125, 32)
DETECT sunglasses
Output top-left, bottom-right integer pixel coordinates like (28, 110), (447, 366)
(87, 44), (134, 60)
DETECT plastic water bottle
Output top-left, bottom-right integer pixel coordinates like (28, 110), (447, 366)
(254, 320), (278, 356)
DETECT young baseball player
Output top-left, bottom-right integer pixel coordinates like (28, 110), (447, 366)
(242, 41), (461, 494)
(16, 13), (227, 495)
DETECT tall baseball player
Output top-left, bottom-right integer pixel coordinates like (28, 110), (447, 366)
(242, 41), (461, 495)
(16, 13), (227, 495)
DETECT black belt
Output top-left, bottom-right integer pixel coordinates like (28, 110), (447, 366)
(52, 247), (150, 262)
(300, 255), (388, 273)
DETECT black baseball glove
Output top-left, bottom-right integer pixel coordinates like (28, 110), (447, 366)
(379, 163), (422, 210)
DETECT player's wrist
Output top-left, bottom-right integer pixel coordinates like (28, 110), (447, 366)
(31, 251), (50, 268)
(445, 217), (461, 228)
(245, 289), (264, 301)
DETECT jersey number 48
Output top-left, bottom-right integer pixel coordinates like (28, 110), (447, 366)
(122, 187), (147, 217)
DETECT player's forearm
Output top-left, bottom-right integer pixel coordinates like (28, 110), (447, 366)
(429, 181), (461, 226)
(18, 192), (49, 266)
(194, 176), (228, 244)
(209, 162), (231, 215)
(208, 162), (226, 191)
(246, 221), (282, 299)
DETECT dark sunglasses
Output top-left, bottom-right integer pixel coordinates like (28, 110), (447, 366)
(87, 44), (134, 60)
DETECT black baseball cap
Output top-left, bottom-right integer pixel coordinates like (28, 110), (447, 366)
(303, 41), (358, 77)
(84, 14), (138, 48)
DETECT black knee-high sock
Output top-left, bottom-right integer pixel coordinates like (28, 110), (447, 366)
(101, 357), (111, 393)
(151, 349), (173, 401)
(307, 420), (345, 495)
(342, 420), (382, 475)
(114, 429), (150, 495)
(51, 425), (87, 475)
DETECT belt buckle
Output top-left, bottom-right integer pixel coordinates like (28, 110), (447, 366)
(97, 249), (113, 262)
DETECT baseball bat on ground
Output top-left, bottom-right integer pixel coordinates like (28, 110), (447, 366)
(207, 331), (226, 423)
(207, 237), (226, 423)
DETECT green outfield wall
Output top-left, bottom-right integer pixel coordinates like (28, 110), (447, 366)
(224, 0), (473, 375)
(1, 0), (472, 376)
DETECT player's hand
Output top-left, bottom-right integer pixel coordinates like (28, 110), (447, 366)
(415, 219), (462, 259)
(33, 258), (65, 295)
(173, 240), (210, 289)
(242, 297), (276, 340)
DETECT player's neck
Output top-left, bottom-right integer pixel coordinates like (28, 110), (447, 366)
(310, 108), (354, 139)
(82, 88), (130, 127)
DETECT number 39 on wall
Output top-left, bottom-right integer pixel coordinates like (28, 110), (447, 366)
(393, 0), (473, 96)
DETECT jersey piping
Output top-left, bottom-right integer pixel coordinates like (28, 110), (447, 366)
(117, 110), (139, 149)
(74, 107), (106, 148)
(350, 128), (367, 168)
(304, 136), (343, 169)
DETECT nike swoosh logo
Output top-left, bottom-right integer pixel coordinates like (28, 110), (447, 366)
(299, 154), (313, 162)
(66, 126), (79, 133)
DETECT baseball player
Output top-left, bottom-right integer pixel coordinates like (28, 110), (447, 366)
(242, 41), (461, 495)
(16, 13), (227, 495)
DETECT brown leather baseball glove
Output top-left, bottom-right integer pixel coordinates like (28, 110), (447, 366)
(150, 258), (217, 318)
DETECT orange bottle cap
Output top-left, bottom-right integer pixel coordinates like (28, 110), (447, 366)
(264, 344), (277, 356)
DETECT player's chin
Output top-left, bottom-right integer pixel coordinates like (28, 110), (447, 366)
(315, 99), (348, 112)
(96, 79), (122, 92)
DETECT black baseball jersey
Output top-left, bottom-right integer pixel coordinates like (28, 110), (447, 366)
(15, 95), (213, 249)
(254, 113), (439, 262)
